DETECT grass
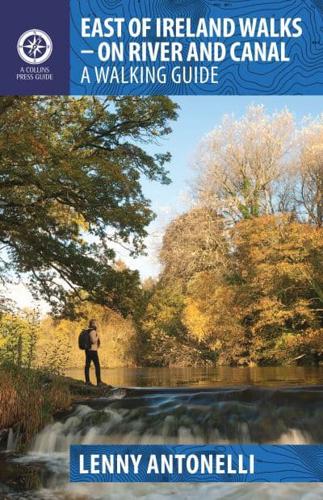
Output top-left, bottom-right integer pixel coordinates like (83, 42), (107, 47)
(0, 364), (115, 450)
(0, 365), (72, 448)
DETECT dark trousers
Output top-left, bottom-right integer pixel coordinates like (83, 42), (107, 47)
(85, 350), (101, 384)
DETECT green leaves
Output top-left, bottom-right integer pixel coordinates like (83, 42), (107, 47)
(0, 96), (178, 315)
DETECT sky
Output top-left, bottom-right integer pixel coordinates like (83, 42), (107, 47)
(7, 95), (322, 311)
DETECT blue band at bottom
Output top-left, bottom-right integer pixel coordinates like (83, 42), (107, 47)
(70, 444), (323, 482)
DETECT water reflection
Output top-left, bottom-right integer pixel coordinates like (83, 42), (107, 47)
(66, 366), (323, 388)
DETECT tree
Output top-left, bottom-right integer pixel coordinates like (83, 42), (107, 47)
(297, 117), (323, 227)
(226, 215), (323, 365)
(195, 105), (295, 221)
(137, 207), (226, 366)
(160, 207), (227, 286)
(0, 96), (178, 314)
(140, 280), (215, 367)
(138, 207), (323, 366)
(0, 309), (39, 368)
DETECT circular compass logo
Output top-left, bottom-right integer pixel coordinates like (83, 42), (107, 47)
(17, 29), (53, 65)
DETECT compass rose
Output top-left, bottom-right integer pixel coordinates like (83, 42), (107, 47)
(23, 35), (47, 59)
(17, 29), (53, 65)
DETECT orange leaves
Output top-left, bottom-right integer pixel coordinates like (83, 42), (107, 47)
(224, 215), (323, 363)
(182, 297), (211, 342)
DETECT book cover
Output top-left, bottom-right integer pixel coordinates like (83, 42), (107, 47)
(0, 1), (322, 498)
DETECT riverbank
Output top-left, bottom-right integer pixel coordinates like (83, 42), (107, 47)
(0, 366), (114, 451)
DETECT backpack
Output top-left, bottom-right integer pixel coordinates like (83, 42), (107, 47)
(78, 329), (91, 350)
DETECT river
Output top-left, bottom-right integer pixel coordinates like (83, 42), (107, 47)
(1, 366), (323, 499)
(66, 365), (323, 388)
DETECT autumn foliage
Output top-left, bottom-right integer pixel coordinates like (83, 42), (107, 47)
(0, 100), (322, 368)
(139, 106), (323, 367)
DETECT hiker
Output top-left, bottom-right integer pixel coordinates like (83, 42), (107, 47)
(80, 319), (103, 386)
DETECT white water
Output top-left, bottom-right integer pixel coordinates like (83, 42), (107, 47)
(30, 403), (311, 455)
(6, 428), (19, 452)
(5, 385), (323, 499)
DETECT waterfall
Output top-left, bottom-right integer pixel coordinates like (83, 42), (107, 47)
(6, 427), (19, 451)
(30, 386), (319, 454)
